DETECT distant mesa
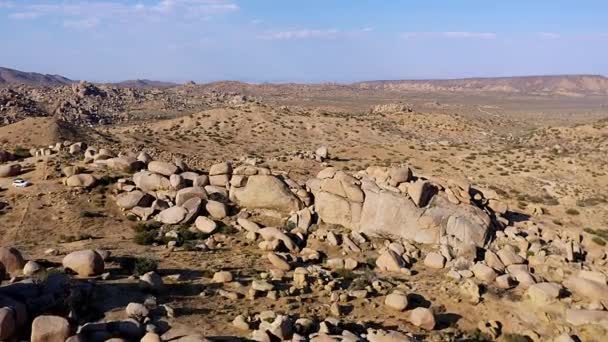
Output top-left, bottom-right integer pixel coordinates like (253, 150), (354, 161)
(112, 79), (178, 88)
(352, 75), (608, 96)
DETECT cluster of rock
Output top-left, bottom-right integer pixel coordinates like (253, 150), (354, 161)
(0, 87), (47, 125)
(278, 146), (330, 163)
(309, 165), (501, 253)
(369, 103), (413, 114)
(0, 244), (207, 341)
(0, 82), (259, 128)
(52, 147), (608, 340)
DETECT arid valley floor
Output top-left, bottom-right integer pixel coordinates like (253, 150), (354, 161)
(0, 72), (608, 341)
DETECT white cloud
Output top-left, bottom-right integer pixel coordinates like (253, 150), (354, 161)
(63, 18), (100, 29)
(7, 0), (238, 26)
(537, 32), (560, 39)
(258, 29), (340, 40)
(403, 31), (497, 39)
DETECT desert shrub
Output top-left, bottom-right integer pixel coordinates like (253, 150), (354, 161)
(80, 211), (102, 218)
(12, 146), (31, 159)
(565, 208), (580, 216)
(120, 256), (158, 276)
(333, 268), (356, 280)
(217, 223), (238, 235)
(59, 234), (93, 243)
(134, 230), (158, 245)
(285, 221), (297, 231)
(592, 236), (606, 246)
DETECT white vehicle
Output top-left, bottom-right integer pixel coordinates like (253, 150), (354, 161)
(12, 179), (32, 188)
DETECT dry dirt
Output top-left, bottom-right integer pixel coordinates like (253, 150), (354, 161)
(0, 81), (607, 341)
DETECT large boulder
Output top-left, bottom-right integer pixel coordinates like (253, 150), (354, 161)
(0, 247), (26, 277)
(361, 179), (491, 247)
(313, 172), (492, 247)
(0, 307), (15, 340)
(563, 275), (608, 301)
(65, 174), (96, 188)
(358, 179), (424, 239)
(230, 175), (303, 213)
(148, 161), (179, 177)
(102, 157), (144, 173)
(116, 191), (154, 210)
(31, 315), (71, 342)
(133, 171), (171, 192)
(0, 151), (13, 163)
(566, 309), (608, 327)
(315, 191), (359, 228)
(176, 187), (207, 207)
(62, 250), (104, 277)
(0, 164), (21, 178)
(157, 206), (187, 225)
(0, 295), (27, 330)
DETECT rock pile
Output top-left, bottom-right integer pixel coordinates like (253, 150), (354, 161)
(369, 103), (413, 114)
(24, 144), (606, 341)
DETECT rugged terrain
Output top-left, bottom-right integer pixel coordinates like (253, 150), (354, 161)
(0, 70), (607, 341)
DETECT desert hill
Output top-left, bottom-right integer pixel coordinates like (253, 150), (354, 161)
(0, 67), (74, 87)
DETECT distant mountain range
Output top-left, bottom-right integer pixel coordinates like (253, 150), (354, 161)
(1, 66), (607, 95)
(0, 67), (178, 88)
(0, 67), (73, 87)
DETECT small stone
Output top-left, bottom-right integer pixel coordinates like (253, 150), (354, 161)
(471, 263), (497, 283)
(195, 216), (218, 234)
(139, 272), (164, 292)
(23, 260), (43, 276)
(31, 315), (70, 342)
(213, 271), (233, 283)
(126, 302), (149, 320)
(267, 253), (291, 271)
(424, 252), (446, 269)
(384, 291), (408, 311)
(233, 315), (250, 330)
(330, 302), (343, 316)
(407, 307), (435, 330)
(252, 280), (274, 292)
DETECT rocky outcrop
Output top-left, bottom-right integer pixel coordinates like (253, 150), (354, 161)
(231, 175), (303, 213)
(310, 166), (494, 247)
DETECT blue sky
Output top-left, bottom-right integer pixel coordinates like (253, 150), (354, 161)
(1, 0), (607, 83)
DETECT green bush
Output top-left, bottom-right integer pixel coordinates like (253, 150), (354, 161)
(134, 230), (158, 245)
(12, 146), (31, 159)
(565, 208), (580, 215)
(134, 257), (158, 276)
(120, 256), (158, 276)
